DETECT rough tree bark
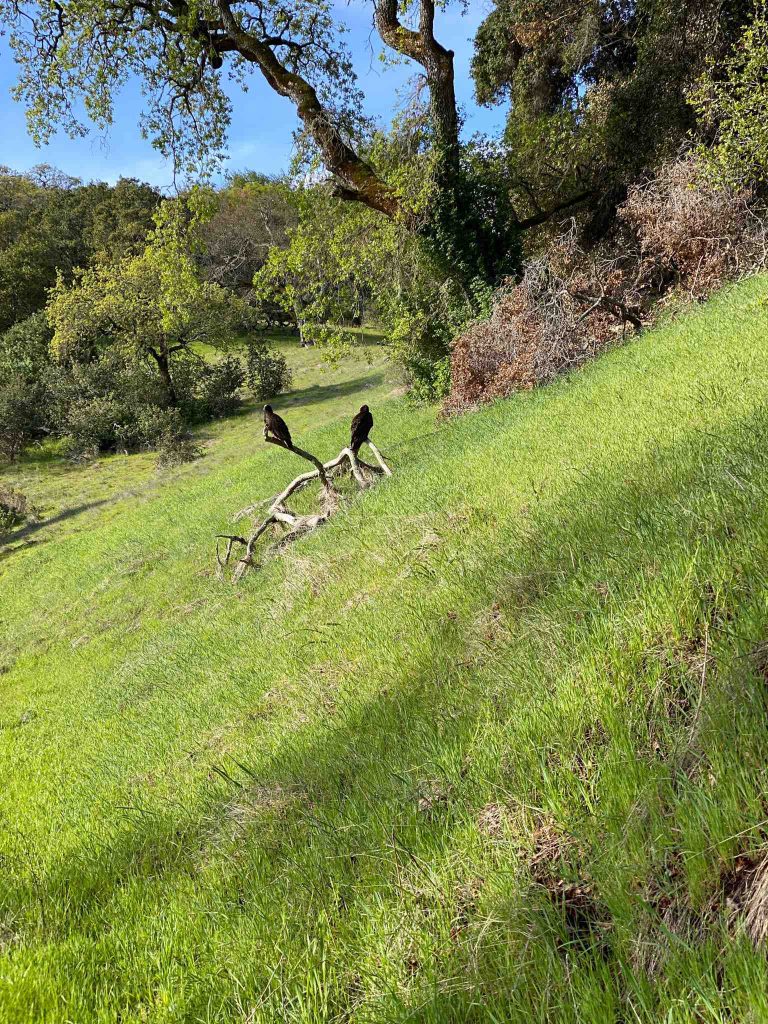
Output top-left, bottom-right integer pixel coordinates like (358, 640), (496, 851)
(148, 347), (178, 407)
(212, 0), (464, 221)
(215, 0), (401, 219)
(374, 0), (459, 174)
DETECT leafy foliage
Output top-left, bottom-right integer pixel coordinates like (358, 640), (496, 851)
(49, 350), (174, 458)
(245, 340), (293, 400)
(0, 168), (159, 332)
(254, 180), (493, 400)
(196, 355), (246, 418)
(48, 199), (253, 406)
(1, 0), (362, 180)
(692, 1), (768, 187)
(471, 0), (754, 233)
(0, 372), (46, 462)
(46, 348), (242, 460)
(0, 199), (254, 462)
(0, 0), (523, 303)
(197, 174), (298, 302)
(0, 312), (53, 461)
(152, 410), (205, 469)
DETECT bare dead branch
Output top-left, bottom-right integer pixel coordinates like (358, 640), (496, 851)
(570, 289), (643, 329)
(217, 438), (393, 581)
(366, 441), (393, 477)
(263, 434), (332, 488)
(345, 446), (369, 489)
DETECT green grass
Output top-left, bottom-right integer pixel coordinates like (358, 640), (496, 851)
(0, 336), (393, 555)
(3, 281), (768, 1022)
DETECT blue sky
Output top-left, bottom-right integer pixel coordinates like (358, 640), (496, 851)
(0, 2), (503, 189)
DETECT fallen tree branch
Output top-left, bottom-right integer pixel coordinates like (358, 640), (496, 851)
(236, 450), (347, 522)
(570, 288), (643, 329)
(366, 441), (393, 477)
(217, 438), (393, 581)
(264, 434), (332, 489)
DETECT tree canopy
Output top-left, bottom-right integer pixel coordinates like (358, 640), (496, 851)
(0, 167), (160, 331)
(0, 1), (530, 283)
(471, 0), (754, 233)
(48, 200), (252, 405)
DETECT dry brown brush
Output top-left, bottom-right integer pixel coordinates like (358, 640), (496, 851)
(445, 156), (768, 414)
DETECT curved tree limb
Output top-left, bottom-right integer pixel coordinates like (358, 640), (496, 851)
(215, 0), (401, 219)
(374, 0), (459, 170)
(366, 440), (393, 477)
(263, 433), (333, 489)
(218, 438), (393, 581)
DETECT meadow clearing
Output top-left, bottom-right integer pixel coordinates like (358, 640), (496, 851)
(2, 281), (768, 1021)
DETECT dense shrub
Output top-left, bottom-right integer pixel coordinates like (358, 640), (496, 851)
(621, 156), (764, 298)
(0, 311), (53, 375)
(0, 486), (37, 534)
(197, 354), (246, 418)
(0, 373), (47, 462)
(445, 156), (768, 414)
(151, 409), (204, 469)
(63, 396), (126, 459)
(0, 313), (54, 461)
(0, 337), (247, 462)
(51, 351), (167, 459)
(47, 348), (244, 459)
(245, 340), (293, 400)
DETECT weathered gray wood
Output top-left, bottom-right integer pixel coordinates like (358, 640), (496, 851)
(365, 441), (393, 476)
(218, 437), (393, 581)
(264, 435), (331, 488)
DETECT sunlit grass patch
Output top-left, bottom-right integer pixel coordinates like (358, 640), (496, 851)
(2, 280), (768, 1021)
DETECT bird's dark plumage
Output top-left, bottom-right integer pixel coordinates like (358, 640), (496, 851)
(263, 404), (292, 447)
(350, 404), (373, 454)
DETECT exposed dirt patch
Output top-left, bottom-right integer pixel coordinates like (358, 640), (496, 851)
(749, 641), (768, 688)
(525, 818), (611, 952)
(416, 778), (453, 817)
(541, 879), (610, 949)
(711, 850), (768, 946)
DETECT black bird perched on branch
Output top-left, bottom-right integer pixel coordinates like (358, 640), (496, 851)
(263, 404), (292, 447)
(350, 404), (373, 454)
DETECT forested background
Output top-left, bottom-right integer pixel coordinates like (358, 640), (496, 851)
(2, 0), (768, 474)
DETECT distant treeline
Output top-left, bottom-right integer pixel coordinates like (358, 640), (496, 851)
(0, 167), (160, 333)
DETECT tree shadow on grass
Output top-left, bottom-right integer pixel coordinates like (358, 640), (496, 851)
(275, 372), (387, 411)
(0, 500), (110, 557)
(5, 403), (768, 1018)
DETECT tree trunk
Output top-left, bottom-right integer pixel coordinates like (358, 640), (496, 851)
(374, 0), (460, 175)
(292, 301), (311, 347)
(216, 0), (401, 219)
(149, 348), (178, 407)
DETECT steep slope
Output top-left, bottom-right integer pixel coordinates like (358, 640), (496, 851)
(2, 280), (768, 1022)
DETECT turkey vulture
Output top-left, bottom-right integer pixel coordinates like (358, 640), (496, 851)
(263, 404), (292, 447)
(350, 404), (373, 454)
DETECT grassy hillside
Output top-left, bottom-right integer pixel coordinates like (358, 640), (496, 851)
(2, 280), (768, 1022)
